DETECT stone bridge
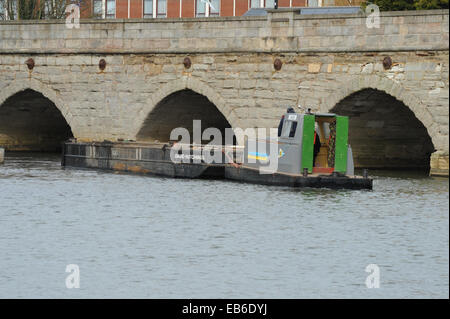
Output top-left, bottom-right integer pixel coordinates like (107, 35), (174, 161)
(0, 8), (448, 175)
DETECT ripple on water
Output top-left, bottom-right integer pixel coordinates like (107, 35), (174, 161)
(0, 154), (448, 298)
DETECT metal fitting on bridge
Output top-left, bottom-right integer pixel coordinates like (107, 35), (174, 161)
(99, 59), (107, 71)
(25, 58), (35, 70)
(274, 58), (282, 71)
(183, 57), (192, 69)
(383, 56), (392, 70)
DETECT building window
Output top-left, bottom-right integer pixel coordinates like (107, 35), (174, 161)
(93, 0), (103, 18)
(93, 0), (116, 19)
(0, 2), (5, 20)
(157, 0), (166, 18)
(106, 0), (116, 19)
(196, 0), (220, 17)
(250, 0), (260, 8)
(307, 0), (321, 6)
(144, 0), (153, 18)
(251, 0), (274, 8)
(196, 0), (206, 17)
(265, 0), (275, 8)
(210, 0), (220, 16)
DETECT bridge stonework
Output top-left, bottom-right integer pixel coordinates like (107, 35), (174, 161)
(0, 9), (448, 175)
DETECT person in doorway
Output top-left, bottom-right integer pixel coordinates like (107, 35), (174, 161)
(278, 107), (295, 137)
(313, 128), (321, 166)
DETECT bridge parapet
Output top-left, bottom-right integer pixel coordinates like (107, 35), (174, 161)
(0, 9), (448, 54)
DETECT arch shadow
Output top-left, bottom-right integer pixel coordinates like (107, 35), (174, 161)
(132, 77), (241, 142)
(0, 79), (76, 133)
(136, 89), (233, 144)
(320, 75), (437, 147)
(329, 86), (435, 170)
(0, 80), (74, 152)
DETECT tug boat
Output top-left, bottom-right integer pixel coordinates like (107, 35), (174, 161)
(62, 111), (373, 190)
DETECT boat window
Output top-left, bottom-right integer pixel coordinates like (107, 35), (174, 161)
(289, 121), (297, 137)
(281, 120), (292, 137)
(281, 120), (298, 138)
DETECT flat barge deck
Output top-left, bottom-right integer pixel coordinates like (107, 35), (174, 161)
(62, 141), (373, 190)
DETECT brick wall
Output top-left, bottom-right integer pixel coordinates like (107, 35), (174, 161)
(116, 0), (128, 18)
(235, 0), (249, 16)
(182, 0), (196, 17)
(80, 0), (92, 18)
(292, 0), (306, 7)
(168, 0), (181, 18)
(130, 0), (144, 18)
(278, 0), (291, 7)
(221, 0), (234, 16)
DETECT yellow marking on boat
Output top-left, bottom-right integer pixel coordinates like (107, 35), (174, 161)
(248, 152), (269, 161)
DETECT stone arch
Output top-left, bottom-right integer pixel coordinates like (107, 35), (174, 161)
(323, 75), (436, 170)
(0, 78), (77, 136)
(132, 77), (241, 141)
(321, 74), (437, 149)
(0, 79), (75, 151)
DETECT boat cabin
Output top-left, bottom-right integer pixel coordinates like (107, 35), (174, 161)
(244, 112), (354, 176)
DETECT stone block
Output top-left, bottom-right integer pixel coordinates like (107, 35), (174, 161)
(430, 151), (449, 176)
(308, 63), (321, 73)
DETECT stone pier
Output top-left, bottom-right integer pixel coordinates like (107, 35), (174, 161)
(430, 151), (449, 177)
(0, 148), (4, 164)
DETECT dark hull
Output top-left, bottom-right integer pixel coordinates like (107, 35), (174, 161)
(64, 154), (225, 179)
(62, 142), (372, 190)
(225, 166), (372, 190)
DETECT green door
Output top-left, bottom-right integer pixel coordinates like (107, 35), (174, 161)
(334, 116), (349, 173)
(301, 115), (315, 173)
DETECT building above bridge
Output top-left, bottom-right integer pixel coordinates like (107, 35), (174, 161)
(80, 0), (364, 20)
(0, 0), (364, 20)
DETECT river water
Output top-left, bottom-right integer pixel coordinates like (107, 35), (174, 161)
(0, 153), (448, 298)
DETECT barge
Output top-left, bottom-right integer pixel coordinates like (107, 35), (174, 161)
(62, 111), (373, 190)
